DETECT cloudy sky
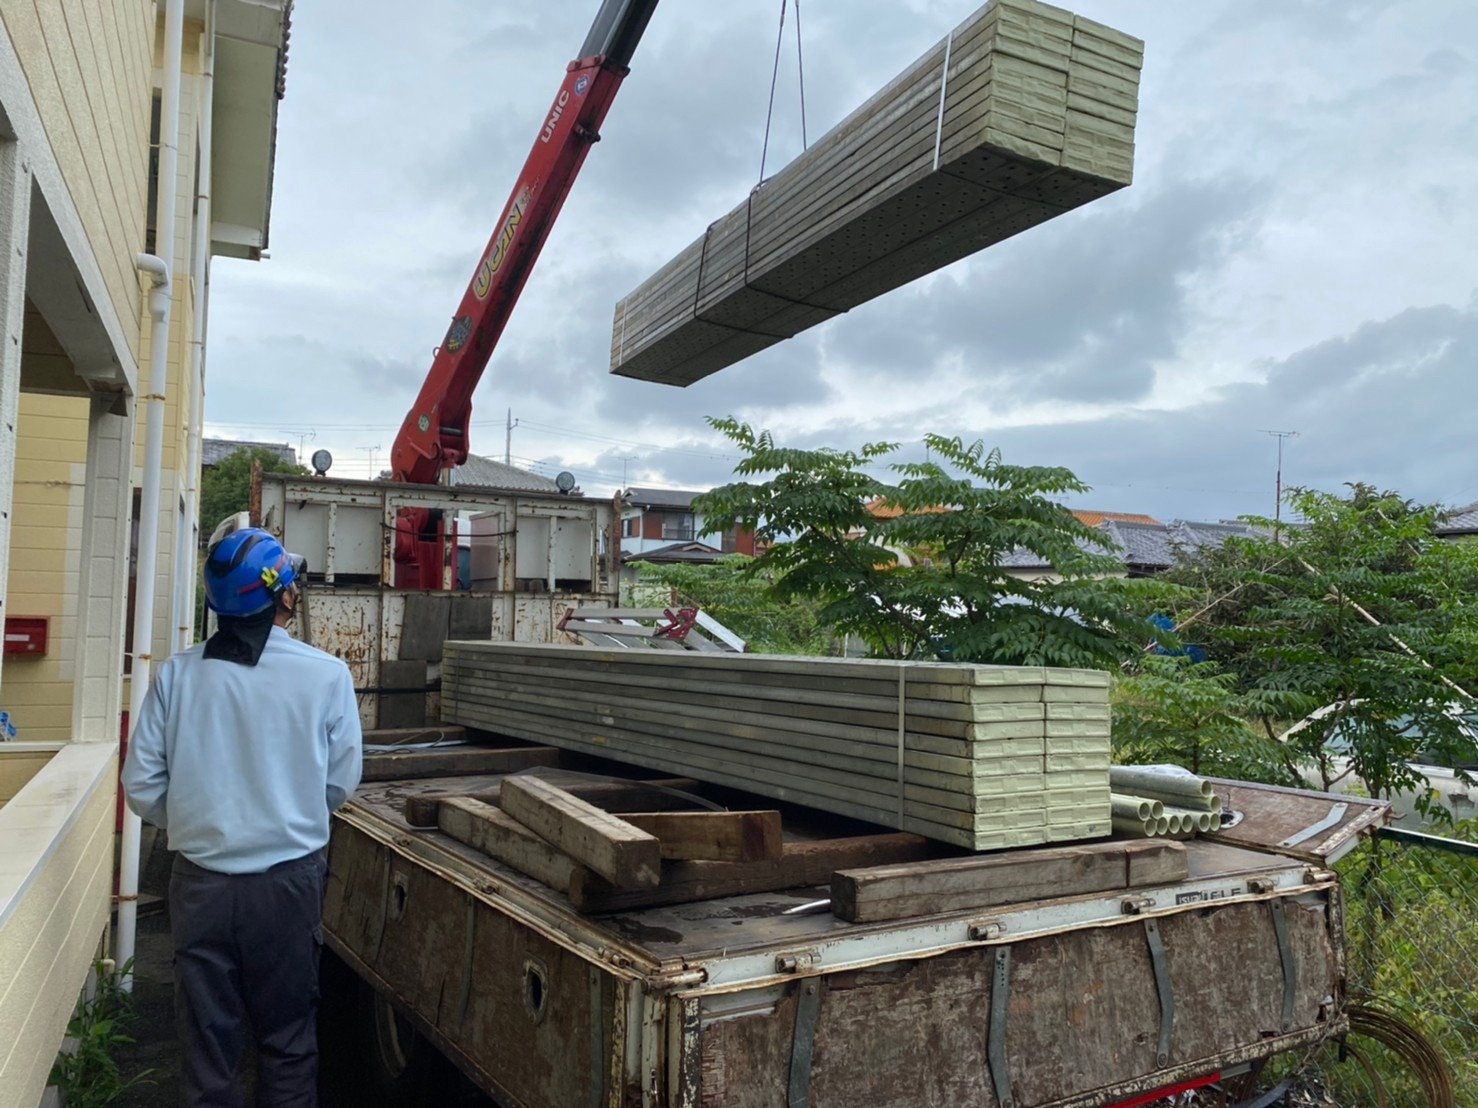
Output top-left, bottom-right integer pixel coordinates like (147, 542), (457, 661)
(204, 0), (1478, 524)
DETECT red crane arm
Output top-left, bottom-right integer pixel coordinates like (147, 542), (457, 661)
(390, 0), (658, 485)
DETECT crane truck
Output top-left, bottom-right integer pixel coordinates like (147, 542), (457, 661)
(229, 1), (1388, 1104)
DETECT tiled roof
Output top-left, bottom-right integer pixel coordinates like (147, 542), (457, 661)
(201, 438), (296, 468)
(453, 455), (561, 493)
(1438, 502), (1478, 536)
(625, 487), (699, 509)
(1072, 509), (1162, 527)
(623, 541), (724, 564)
(1002, 520), (1258, 572)
(864, 499), (1159, 528)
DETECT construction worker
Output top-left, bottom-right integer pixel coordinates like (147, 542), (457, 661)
(122, 527), (362, 1107)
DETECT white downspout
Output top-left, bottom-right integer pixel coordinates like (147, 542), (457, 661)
(120, 0), (185, 990)
(178, 15), (214, 650)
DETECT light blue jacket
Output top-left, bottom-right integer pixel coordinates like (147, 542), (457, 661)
(122, 626), (363, 874)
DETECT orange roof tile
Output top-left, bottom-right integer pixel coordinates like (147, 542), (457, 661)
(1071, 510), (1162, 527)
(864, 498), (1160, 528)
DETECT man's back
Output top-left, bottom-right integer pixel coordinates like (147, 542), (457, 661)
(123, 627), (362, 874)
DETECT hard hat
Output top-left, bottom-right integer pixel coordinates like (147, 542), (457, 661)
(203, 528), (307, 618)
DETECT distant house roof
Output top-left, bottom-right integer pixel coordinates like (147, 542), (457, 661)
(1072, 509), (1162, 527)
(863, 498), (1160, 528)
(1438, 502), (1478, 537)
(625, 487), (699, 509)
(201, 438), (297, 469)
(623, 541), (724, 565)
(1003, 519), (1258, 574)
(453, 455), (562, 494)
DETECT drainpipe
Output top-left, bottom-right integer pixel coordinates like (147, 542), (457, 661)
(119, 0), (185, 991)
(176, 13), (214, 650)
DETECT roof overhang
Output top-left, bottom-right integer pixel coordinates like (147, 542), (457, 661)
(182, 0), (292, 260)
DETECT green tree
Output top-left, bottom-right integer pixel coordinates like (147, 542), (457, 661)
(198, 447), (306, 536)
(1111, 654), (1299, 784)
(1164, 484), (1478, 815)
(695, 420), (1173, 668)
(633, 555), (832, 656)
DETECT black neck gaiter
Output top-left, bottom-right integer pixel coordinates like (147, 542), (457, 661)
(204, 607), (278, 666)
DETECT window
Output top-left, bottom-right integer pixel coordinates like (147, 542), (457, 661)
(623, 516), (640, 538)
(661, 512), (695, 542)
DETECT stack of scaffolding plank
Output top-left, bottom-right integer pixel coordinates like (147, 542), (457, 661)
(441, 643), (1112, 851)
(610, 0), (1143, 386)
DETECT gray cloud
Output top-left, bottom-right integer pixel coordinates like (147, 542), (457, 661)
(202, 0), (1478, 517)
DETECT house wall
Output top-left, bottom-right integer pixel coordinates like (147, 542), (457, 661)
(0, 0), (153, 364)
(5, 393), (87, 742)
(0, 743), (117, 1108)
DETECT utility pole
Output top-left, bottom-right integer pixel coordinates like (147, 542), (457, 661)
(1261, 430), (1298, 537)
(505, 408), (519, 466)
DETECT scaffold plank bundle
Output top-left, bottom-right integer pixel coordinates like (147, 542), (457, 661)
(610, 0), (1142, 386)
(441, 642), (1113, 851)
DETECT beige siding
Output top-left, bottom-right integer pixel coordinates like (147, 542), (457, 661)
(0, 0), (153, 362)
(0, 746), (117, 1108)
(7, 394), (88, 743)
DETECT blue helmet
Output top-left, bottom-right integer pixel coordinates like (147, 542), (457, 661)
(204, 528), (306, 618)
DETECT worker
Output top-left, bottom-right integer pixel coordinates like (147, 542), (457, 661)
(122, 527), (362, 1108)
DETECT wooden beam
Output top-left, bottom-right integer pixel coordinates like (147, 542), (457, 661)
(436, 797), (580, 894)
(619, 810), (783, 862)
(361, 744), (562, 782)
(401, 777), (707, 828)
(830, 840), (1188, 923)
(500, 776), (662, 889)
(569, 832), (937, 913)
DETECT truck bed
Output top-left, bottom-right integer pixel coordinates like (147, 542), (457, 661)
(324, 757), (1360, 1108)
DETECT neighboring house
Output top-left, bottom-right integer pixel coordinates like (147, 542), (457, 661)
(862, 499), (1161, 531)
(201, 436), (296, 470)
(0, 3), (290, 1103)
(1437, 502), (1478, 541)
(618, 487), (759, 591)
(620, 486), (758, 558)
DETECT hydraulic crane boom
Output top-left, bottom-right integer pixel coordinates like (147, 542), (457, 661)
(389, 0), (658, 586)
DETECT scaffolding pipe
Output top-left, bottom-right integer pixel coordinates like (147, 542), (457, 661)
(119, 0), (185, 991)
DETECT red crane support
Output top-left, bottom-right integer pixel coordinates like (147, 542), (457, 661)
(389, 0), (658, 587)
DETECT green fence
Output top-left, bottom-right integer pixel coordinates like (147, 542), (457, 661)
(1281, 826), (1478, 1106)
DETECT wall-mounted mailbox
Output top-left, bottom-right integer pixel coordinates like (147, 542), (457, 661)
(4, 617), (48, 655)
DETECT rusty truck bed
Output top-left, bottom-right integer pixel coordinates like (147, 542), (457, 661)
(323, 757), (1362, 1108)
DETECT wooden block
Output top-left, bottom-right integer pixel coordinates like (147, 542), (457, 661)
(1125, 840), (1189, 886)
(618, 810), (784, 862)
(500, 776), (662, 889)
(569, 832), (937, 914)
(830, 839), (1169, 923)
(436, 797), (579, 893)
(401, 776), (706, 827)
(361, 744), (562, 783)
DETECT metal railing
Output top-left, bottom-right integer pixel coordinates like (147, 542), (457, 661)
(1280, 824), (1478, 1106)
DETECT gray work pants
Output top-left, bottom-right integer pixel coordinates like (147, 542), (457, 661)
(169, 850), (328, 1108)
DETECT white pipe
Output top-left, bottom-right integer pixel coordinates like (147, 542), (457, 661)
(178, 18), (214, 650)
(119, 0), (186, 991)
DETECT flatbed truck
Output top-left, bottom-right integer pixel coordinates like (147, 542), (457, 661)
(314, 735), (1385, 1108)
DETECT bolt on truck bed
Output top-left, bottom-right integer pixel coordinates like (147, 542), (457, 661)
(322, 739), (1386, 1108)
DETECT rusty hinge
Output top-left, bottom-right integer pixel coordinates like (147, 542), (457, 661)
(776, 950), (821, 974)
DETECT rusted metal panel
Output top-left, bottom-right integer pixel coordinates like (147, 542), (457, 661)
(691, 891), (1341, 1108)
(325, 816), (633, 1108)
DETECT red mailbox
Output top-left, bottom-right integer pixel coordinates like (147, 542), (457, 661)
(4, 617), (48, 655)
